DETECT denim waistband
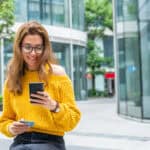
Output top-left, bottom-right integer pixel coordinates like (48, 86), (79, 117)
(14, 132), (64, 144)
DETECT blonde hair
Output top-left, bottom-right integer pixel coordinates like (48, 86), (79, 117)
(6, 21), (57, 94)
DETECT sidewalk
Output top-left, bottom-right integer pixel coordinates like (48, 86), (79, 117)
(65, 97), (150, 150)
(1, 97), (150, 150)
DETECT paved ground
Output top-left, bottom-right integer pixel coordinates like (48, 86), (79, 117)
(1, 97), (150, 150)
(65, 97), (150, 150)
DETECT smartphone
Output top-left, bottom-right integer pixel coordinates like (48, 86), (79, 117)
(20, 120), (34, 127)
(29, 82), (44, 102)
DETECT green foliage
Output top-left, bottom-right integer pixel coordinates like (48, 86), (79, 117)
(87, 40), (95, 51)
(126, 0), (137, 16)
(86, 48), (112, 74)
(88, 89), (109, 97)
(85, 0), (113, 95)
(87, 49), (112, 66)
(0, 0), (15, 37)
(85, 0), (113, 31)
(0, 95), (3, 104)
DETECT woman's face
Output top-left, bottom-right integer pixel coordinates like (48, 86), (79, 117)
(21, 34), (43, 71)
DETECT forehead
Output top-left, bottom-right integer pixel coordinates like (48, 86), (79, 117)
(22, 34), (43, 44)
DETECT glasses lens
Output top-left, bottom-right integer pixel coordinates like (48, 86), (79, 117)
(22, 45), (32, 53)
(22, 44), (43, 54)
(35, 46), (43, 54)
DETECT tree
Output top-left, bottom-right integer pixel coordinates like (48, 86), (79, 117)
(85, 0), (113, 93)
(86, 45), (112, 91)
(85, 0), (113, 40)
(0, 0), (15, 37)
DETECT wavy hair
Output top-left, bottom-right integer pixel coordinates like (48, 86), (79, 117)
(6, 21), (58, 94)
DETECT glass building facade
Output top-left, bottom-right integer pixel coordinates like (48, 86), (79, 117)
(114, 0), (150, 119)
(0, 0), (87, 100)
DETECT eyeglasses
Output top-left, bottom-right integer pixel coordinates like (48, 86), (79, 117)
(21, 44), (44, 54)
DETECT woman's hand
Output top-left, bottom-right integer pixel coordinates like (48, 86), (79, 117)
(30, 91), (57, 111)
(8, 121), (30, 136)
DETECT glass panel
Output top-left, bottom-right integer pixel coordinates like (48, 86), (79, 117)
(103, 36), (114, 66)
(72, 0), (84, 30)
(140, 9), (150, 118)
(117, 38), (127, 115)
(124, 36), (141, 118)
(41, 0), (51, 24)
(4, 39), (13, 79)
(116, 0), (123, 21)
(123, 0), (138, 21)
(139, 0), (150, 21)
(116, 0), (138, 21)
(52, 42), (71, 77)
(28, 0), (40, 21)
(15, 0), (28, 22)
(73, 45), (87, 100)
(52, 0), (65, 26)
(116, 0), (142, 118)
(64, 0), (69, 27)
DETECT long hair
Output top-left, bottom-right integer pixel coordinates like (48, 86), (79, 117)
(6, 21), (58, 94)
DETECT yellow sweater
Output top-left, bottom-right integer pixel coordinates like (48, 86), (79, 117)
(0, 70), (81, 137)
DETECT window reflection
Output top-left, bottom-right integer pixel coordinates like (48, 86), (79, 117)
(15, 0), (84, 30)
(73, 45), (87, 100)
(28, 0), (40, 21)
(52, 0), (65, 26)
(72, 0), (84, 30)
(52, 42), (71, 76)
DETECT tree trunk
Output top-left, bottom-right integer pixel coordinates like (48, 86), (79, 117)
(91, 66), (95, 91)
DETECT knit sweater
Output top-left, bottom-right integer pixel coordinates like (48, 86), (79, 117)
(0, 70), (81, 137)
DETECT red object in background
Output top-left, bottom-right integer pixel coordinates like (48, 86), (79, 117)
(105, 72), (115, 79)
(85, 73), (92, 79)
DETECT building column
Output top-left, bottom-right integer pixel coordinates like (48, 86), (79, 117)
(112, 0), (119, 111)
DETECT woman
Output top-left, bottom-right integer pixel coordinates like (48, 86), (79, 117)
(0, 21), (81, 150)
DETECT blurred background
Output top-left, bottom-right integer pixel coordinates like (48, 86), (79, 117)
(0, 0), (114, 102)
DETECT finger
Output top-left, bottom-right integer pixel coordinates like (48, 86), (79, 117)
(11, 126), (29, 132)
(30, 98), (45, 104)
(37, 91), (48, 97)
(13, 121), (29, 127)
(31, 93), (47, 101)
(36, 91), (45, 95)
(10, 125), (29, 135)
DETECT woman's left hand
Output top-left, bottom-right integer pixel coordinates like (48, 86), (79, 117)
(30, 91), (57, 111)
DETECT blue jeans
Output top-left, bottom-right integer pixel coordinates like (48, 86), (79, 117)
(10, 132), (66, 150)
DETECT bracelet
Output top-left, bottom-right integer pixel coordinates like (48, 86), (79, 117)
(51, 101), (60, 113)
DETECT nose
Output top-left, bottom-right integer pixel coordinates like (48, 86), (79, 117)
(30, 49), (37, 55)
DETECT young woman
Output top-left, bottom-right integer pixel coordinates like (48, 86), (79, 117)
(0, 21), (81, 150)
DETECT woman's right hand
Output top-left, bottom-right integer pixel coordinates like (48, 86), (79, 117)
(8, 121), (30, 136)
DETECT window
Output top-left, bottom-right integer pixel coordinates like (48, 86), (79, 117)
(52, 0), (65, 26)
(28, 0), (40, 21)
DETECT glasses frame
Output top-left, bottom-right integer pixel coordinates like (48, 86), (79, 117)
(21, 44), (44, 54)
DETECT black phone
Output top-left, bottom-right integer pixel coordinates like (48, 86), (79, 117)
(29, 82), (44, 102)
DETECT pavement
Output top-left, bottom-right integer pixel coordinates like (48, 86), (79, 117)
(1, 97), (150, 150)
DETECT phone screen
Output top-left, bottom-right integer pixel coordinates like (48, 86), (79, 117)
(29, 82), (44, 102)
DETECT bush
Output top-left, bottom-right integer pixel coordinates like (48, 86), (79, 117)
(0, 95), (3, 104)
(88, 89), (109, 97)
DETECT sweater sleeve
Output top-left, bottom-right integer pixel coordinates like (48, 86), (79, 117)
(51, 75), (81, 132)
(0, 81), (16, 137)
